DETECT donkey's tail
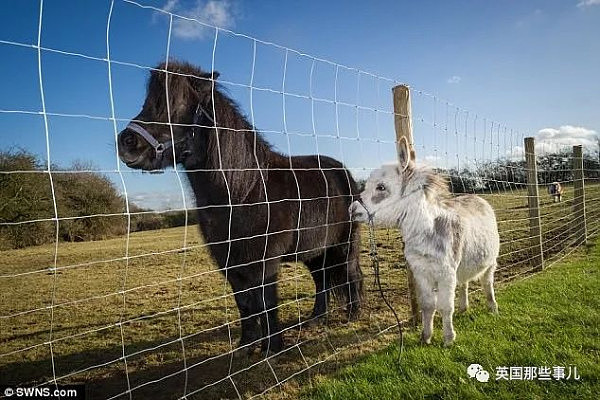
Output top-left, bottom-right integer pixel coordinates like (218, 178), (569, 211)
(329, 222), (363, 320)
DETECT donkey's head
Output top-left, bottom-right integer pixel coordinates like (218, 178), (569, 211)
(118, 61), (219, 170)
(349, 137), (420, 227)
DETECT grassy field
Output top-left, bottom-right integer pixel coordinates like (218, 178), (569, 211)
(1, 182), (599, 399)
(303, 236), (600, 400)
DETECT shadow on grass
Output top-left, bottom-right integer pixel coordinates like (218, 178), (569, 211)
(1, 311), (394, 400)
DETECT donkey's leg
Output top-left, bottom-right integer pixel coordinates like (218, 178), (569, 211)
(457, 281), (469, 313)
(480, 265), (498, 314)
(257, 266), (284, 354)
(438, 274), (457, 347)
(414, 274), (436, 345)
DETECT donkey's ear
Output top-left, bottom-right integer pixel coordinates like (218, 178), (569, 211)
(397, 136), (412, 171)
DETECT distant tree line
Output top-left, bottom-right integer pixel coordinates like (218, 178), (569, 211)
(1, 149), (598, 249)
(445, 149), (600, 194)
(0, 150), (195, 249)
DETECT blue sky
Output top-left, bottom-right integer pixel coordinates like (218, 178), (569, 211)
(1, 0), (599, 210)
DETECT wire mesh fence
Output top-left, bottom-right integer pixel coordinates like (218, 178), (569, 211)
(1, 1), (599, 399)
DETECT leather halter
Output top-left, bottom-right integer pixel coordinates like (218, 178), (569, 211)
(125, 101), (215, 163)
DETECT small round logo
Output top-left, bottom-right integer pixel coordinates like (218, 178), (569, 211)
(476, 370), (490, 382)
(4, 387), (14, 397)
(467, 363), (489, 382)
(467, 363), (483, 378)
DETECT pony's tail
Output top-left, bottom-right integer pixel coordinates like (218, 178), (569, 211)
(329, 222), (363, 320)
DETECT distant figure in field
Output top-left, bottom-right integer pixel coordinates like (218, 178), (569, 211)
(548, 182), (563, 203)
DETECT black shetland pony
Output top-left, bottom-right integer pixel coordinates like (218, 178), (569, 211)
(117, 61), (363, 353)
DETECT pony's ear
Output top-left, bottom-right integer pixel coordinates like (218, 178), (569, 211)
(397, 136), (412, 171)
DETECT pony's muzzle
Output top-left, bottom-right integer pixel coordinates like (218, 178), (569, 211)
(349, 200), (368, 222)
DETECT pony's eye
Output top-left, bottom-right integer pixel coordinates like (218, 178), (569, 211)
(376, 183), (386, 191)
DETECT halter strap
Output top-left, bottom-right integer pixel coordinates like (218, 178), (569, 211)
(126, 122), (172, 159)
(126, 101), (215, 163)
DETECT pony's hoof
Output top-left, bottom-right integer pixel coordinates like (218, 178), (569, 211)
(443, 340), (454, 348)
(239, 344), (258, 357)
(305, 313), (327, 327)
(261, 335), (284, 355)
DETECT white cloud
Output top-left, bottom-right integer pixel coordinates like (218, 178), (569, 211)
(447, 75), (461, 84)
(577, 0), (600, 8)
(162, 0), (236, 40)
(128, 190), (188, 211)
(508, 125), (599, 158)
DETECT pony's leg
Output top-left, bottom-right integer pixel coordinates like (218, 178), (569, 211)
(480, 265), (498, 314)
(342, 229), (363, 320)
(323, 237), (363, 321)
(306, 254), (329, 322)
(230, 276), (261, 354)
(258, 269), (284, 354)
(414, 274), (436, 345)
(457, 281), (469, 313)
(438, 274), (457, 347)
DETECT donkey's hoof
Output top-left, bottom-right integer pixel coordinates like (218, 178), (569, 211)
(420, 332), (432, 345)
(443, 332), (456, 347)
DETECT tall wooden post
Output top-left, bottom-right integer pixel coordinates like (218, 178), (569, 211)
(392, 85), (420, 328)
(572, 145), (587, 245)
(524, 137), (544, 270)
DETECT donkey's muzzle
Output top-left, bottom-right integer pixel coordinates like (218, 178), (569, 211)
(349, 201), (368, 222)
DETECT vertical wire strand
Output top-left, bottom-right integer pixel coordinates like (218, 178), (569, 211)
(37, 0), (60, 390)
(105, 1), (133, 398)
(249, 38), (278, 383)
(164, 15), (190, 398)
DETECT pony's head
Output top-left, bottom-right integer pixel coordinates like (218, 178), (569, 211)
(117, 61), (219, 170)
(349, 137), (449, 227)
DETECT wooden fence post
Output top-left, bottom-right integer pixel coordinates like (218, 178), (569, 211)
(524, 137), (544, 270)
(392, 84), (420, 328)
(572, 145), (587, 245)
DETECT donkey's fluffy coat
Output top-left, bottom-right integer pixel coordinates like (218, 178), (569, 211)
(350, 139), (499, 346)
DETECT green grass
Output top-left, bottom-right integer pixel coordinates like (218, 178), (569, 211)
(304, 237), (600, 400)
(1, 184), (599, 399)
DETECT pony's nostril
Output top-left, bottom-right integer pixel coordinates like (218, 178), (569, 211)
(122, 132), (137, 147)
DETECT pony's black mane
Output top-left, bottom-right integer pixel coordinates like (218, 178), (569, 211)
(148, 60), (288, 202)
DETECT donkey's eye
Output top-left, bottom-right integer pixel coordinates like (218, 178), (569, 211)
(376, 183), (386, 191)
